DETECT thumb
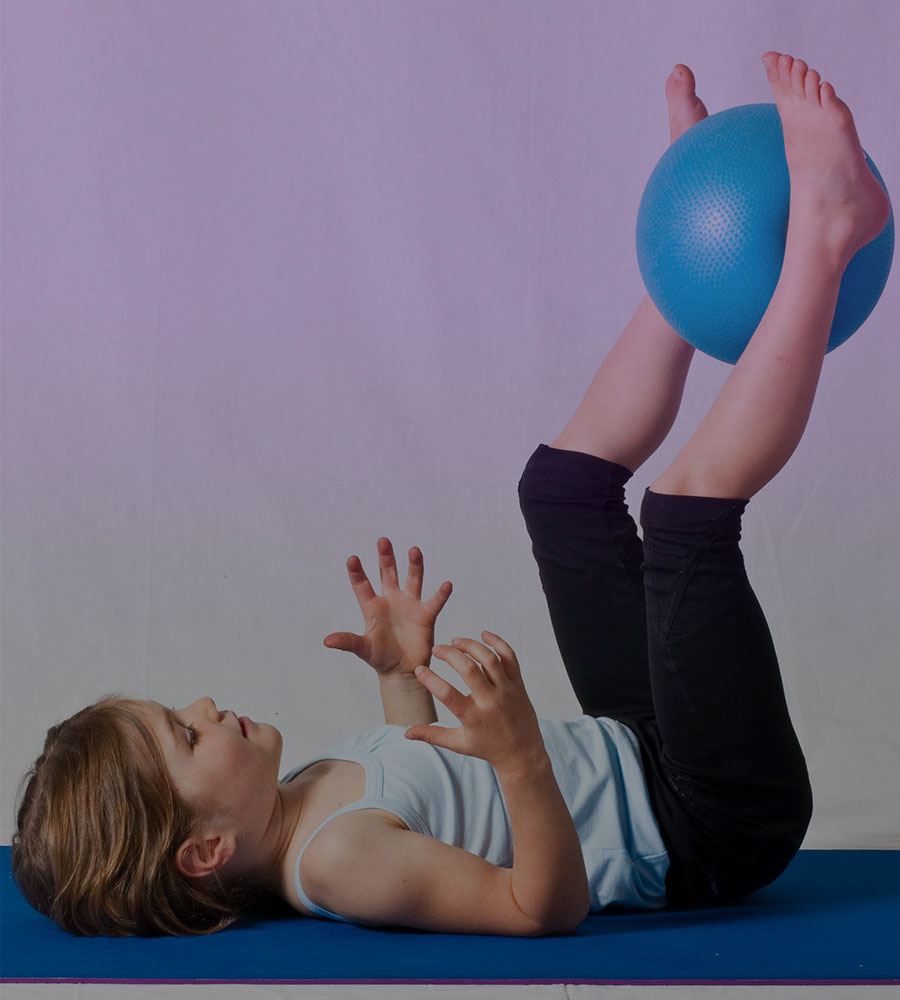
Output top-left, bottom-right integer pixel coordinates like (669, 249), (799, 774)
(405, 724), (457, 750)
(323, 632), (365, 656)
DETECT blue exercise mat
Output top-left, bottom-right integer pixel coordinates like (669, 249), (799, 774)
(2, 848), (898, 984)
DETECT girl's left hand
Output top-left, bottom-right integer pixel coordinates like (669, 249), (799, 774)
(405, 632), (546, 776)
(323, 537), (453, 678)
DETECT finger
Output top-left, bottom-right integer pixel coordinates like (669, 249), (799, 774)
(480, 630), (521, 680)
(345, 555), (377, 606)
(377, 537), (400, 592)
(432, 643), (491, 695)
(423, 579), (453, 616)
(404, 545), (424, 598)
(447, 637), (504, 686)
(413, 663), (470, 718)
(323, 632), (367, 658)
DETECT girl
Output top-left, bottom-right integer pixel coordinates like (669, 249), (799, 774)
(12, 52), (891, 937)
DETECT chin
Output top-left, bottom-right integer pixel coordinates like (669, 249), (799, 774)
(267, 723), (284, 757)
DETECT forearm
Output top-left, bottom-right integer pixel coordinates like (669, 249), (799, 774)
(406, 633), (589, 932)
(379, 672), (438, 726)
(497, 749), (590, 933)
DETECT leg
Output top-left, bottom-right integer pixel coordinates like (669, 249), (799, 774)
(551, 294), (695, 471)
(553, 66), (705, 473)
(519, 445), (652, 720)
(639, 54), (891, 900)
(653, 53), (891, 501)
(520, 67), (708, 719)
(639, 488), (813, 900)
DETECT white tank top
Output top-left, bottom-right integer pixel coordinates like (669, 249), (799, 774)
(283, 716), (669, 920)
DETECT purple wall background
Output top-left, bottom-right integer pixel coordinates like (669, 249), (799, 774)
(3, 0), (898, 845)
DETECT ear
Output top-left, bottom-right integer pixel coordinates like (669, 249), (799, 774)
(175, 833), (236, 880)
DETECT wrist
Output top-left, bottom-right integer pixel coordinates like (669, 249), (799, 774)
(379, 670), (426, 692)
(379, 668), (438, 726)
(492, 743), (553, 783)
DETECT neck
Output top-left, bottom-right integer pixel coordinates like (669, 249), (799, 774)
(233, 780), (306, 899)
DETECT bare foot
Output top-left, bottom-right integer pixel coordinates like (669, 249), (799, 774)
(763, 51), (890, 268)
(666, 64), (708, 143)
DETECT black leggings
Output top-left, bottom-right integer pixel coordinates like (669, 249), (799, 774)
(518, 444), (812, 905)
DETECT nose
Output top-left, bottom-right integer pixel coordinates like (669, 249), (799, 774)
(179, 696), (220, 720)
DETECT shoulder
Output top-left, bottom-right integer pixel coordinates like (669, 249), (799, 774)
(299, 809), (408, 914)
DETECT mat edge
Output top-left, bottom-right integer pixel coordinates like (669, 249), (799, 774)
(4, 979), (900, 987)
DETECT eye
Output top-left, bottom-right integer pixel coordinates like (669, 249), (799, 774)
(186, 724), (199, 748)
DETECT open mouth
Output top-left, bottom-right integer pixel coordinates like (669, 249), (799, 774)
(239, 716), (250, 738)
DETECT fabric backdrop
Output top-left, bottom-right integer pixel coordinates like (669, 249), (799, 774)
(2, 0), (898, 847)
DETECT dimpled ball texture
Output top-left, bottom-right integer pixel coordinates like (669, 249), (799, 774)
(636, 103), (894, 364)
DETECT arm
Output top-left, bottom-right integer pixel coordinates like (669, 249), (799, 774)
(304, 633), (589, 935)
(302, 807), (587, 936)
(405, 633), (590, 932)
(323, 537), (452, 725)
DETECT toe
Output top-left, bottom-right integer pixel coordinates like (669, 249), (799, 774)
(778, 53), (793, 89)
(791, 59), (808, 97)
(666, 63), (696, 100)
(762, 51), (781, 82)
(804, 68), (821, 104)
(820, 81), (855, 127)
(673, 64), (696, 91)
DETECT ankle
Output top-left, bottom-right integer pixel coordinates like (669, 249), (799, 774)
(782, 216), (856, 280)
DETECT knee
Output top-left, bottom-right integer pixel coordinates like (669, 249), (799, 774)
(516, 450), (545, 507)
(768, 767), (814, 860)
(789, 774), (814, 845)
(519, 445), (633, 506)
(517, 446), (577, 527)
(516, 453), (549, 531)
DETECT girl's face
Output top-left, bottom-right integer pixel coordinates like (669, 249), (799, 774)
(142, 698), (283, 827)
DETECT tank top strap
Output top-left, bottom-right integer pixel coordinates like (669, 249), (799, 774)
(293, 796), (429, 921)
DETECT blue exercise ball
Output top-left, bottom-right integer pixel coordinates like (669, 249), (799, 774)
(635, 103), (894, 364)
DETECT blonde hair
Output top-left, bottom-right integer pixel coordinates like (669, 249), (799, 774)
(11, 696), (259, 936)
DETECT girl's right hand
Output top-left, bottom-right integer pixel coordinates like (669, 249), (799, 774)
(405, 632), (546, 776)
